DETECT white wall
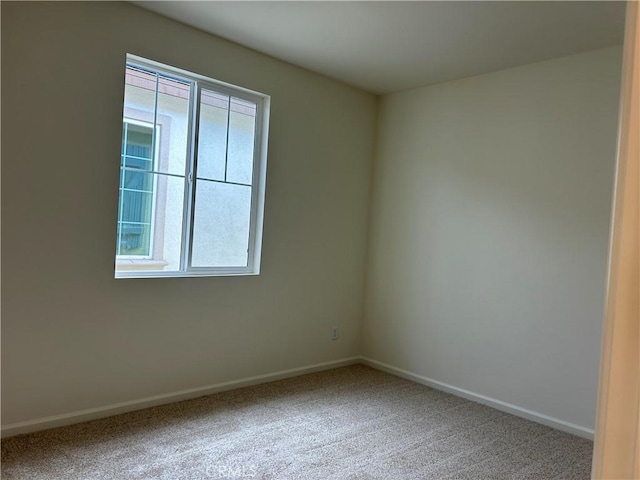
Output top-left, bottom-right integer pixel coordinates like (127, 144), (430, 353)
(1, 2), (376, 425)
(363, 47), (622, 431)
(1, 2), (624, 436)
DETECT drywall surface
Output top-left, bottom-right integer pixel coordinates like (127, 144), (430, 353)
(1, 2), (376, 425)
(363, 47), (622, 430)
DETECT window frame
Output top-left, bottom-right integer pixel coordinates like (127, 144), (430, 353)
(115, 54), (270, 279)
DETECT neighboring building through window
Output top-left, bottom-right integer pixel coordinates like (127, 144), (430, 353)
(115, 55), (270, 278)
(118, 121), (157, 258)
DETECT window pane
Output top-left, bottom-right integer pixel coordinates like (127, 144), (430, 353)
(152, 174), (186, 271)
(123, 68), (156, 143)
(226, 98), (256, 185)
(191, 180), (252, 268)
(156, 75), (190, 176)
(115, 174), (185, 273)
(196, 89), (229, 182)
(123, 66), (190, 176)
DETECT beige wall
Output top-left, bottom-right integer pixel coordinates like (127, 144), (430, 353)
(363, 47), (622, 431)
(1, 2), (625, 437)
(1, 2), (376, 425)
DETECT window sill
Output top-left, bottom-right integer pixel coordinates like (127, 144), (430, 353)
(114, 269), (260, 279)
(115, 259), (169, 271)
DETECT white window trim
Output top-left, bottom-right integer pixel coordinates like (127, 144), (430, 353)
(115, 54), (270, 279)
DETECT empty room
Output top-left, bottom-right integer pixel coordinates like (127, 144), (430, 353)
(1, 1), (638, 479)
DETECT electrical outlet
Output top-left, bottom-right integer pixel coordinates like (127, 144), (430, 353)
(331, 327), (339, 340)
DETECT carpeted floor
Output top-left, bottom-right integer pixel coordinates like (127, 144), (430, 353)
(1, 365), (593, 479)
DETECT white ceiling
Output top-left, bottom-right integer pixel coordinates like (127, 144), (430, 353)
(135, 1), (626, 94)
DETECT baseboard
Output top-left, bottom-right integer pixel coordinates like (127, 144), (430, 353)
(2, 356), (595, 440)
(360, 357), (595, 440)
(1, 357), (360, 438)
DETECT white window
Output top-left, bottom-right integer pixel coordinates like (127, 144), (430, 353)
(115, 55), (269, 278)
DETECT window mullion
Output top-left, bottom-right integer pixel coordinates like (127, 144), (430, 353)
(223, 96), (231, 182)
(180, 80), (200, 272)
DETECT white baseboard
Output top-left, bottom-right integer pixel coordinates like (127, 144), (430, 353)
(2, 356), (595, 440)
(1, 357), (360, 438)
(360, 357), (595, 440)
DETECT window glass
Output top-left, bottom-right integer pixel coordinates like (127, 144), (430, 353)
(115, 57), (269, 277)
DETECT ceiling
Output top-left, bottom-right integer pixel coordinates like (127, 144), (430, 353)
(135, 1), (626, 94)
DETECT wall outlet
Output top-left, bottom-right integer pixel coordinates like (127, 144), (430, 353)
(331, 327), (339, 340)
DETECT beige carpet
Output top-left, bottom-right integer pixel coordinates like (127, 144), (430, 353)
(1, 365), (593, 479)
